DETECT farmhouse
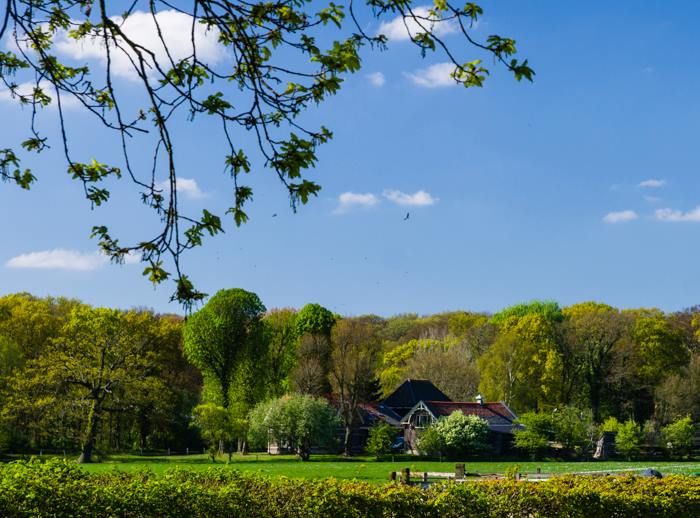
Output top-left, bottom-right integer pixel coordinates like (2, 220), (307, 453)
(379, 379), (520, 454)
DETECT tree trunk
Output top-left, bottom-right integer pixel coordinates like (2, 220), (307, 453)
(343, 425), (353, 456)
(78, 399), (100, 464)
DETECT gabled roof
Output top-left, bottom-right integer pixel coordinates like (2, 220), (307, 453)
(402, 400), (519, 434)
(360, 402), (403, 427)
(382, 379), (451, 417)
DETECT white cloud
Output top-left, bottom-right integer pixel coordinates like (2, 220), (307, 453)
(5, 249), (140, 271)
(367, 72), (385, 87)
(638, 178), (666, 188)
(404, 62), (456, 88)
(335, 192), (380, 213)
(655, 206), (700, 222)
(0, 80), (81, 109)
(155, 177), (207, 200)
(377, 7), (458, 41)
(383, 189), (438, 207)
(644, 195), (661, 204)
(603, 210), (638, 224)
(51, 10), (225, 81)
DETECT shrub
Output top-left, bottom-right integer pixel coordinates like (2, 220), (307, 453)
(366, 422), (396, 459)
(600, 416), (620, 433)
(1, 459), (700, 517)
(513, 430), (549, 459)
(417, 426), (445, 456)
(418, 412), (489, 457)
(661, 416), (695, 458)
(514, 412), (553, 459)
(551, 407), (595, 455)
(247, 394), (338, 460)
(615, 419), (642, 460)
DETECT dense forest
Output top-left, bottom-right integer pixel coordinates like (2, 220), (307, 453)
(0, 291), (698, 458)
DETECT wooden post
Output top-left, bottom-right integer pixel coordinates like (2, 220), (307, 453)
(401, 467), (411, 484)
(389, 471), (397, 482)
(455, 463), (465, 479)
(422, 472), (428, 483)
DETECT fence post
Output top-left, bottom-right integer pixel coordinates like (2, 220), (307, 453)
(401, 467), (410, 484)
(389, 471), (397, 482)
(422, 472), (428, 483)
(186, 447), (189, 455)
(168, 448), (171, 456)
(455, 463), (465, 479)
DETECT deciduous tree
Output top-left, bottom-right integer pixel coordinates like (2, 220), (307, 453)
(330, 317), (381, 455)
(183, 288), (266, 410)
(0, 2), (532, 306)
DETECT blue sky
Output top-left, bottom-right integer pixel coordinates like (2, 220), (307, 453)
(2, 1), (700, 316)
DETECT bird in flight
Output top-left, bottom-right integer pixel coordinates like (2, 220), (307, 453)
(403, 212), (410, 221)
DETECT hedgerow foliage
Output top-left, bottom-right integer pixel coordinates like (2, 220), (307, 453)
(1, 459), (699, 517)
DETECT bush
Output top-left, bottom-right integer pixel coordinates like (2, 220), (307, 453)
(615, 419), (642, 460)
(1, 459), (700, 517)
(514, 412), (553, 459)
(600, 417), (620, 433)
(513, 430), (549, 459)
(247, 394), (338, 460)
(551, 407), (595, 455)
(366, 422), (396, 459)
(417, 412), (489, 457)
(661, 416), (695, 458)
(417, 426), (444, 456)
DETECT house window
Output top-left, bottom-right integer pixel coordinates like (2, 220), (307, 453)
(413, 410), (433, 428)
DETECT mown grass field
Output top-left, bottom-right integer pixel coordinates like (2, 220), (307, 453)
(62, 453), (700, 483)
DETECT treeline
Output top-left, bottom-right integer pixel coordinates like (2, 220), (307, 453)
(1, 292), (699, 460)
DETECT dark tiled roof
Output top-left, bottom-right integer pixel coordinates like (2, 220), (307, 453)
(423, 401), (517, 431)
(382, 379), (451, 417)
(360, 402), (402, 426)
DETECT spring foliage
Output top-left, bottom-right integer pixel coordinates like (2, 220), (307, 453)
(1, 460), (699, 517)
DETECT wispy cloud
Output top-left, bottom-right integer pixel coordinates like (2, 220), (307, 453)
(155, 177), (207, 200)
(644, 195), (661, 204)
(0, 80), (81, 109)
(6, 249), (140, 271)
(48, 10), (225, 81)
(655, 206), (700, 222)
(638, 178), (666, 188)
(367, 72), (386, 87)
(383, 189), (438, 207)
(603, 210), (638, 224)
(334, 192), (380, 214)
(404, 62), (456, 88)
(377, 7), (459, 41)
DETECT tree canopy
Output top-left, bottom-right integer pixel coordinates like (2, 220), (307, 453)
(183, 288), (266, 409)
(0, 1), (533, 307)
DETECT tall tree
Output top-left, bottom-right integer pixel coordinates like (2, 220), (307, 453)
(0, 2), (533, 306)
(291, 303), (335, 395)
(479, 303), (562, 411)
(262, 308), (299, 398)
(5, 306), (168, 463)
(560, 302), (629, 421)
(183, 288), (267, 410)
(329, 317), (381, 455)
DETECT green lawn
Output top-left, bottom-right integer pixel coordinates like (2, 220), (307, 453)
(64, 453), (700, 483)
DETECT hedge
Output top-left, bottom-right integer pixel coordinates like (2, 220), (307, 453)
(0, 459), (699, 517)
